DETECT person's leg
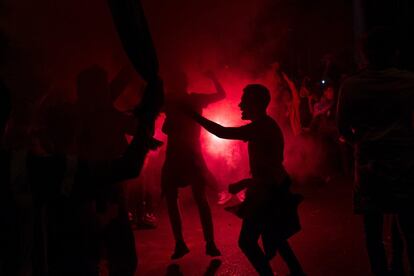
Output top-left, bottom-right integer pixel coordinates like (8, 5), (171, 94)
(191, 182), (220, 256)
(104, 183), (137, 276)
(165, 185), (183, 241)
(398, 211), (414, 276)
(238, 218), (273, 276)
(390, 215), (404, 276)
(70, 163), (100, 276)
(191, 183), (214, 242)
(105, 209), (137, 276)
(277, 240), (306, 275)
(363, 213), (388, 276)
(164, 181), (189, 259)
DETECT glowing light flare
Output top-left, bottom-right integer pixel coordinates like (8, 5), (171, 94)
(201, 101), (240, 157)
(187, 73), (251, 177)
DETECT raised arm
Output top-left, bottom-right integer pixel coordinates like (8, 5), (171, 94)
(192, 112), (253, 141)
(282, 72), (299, 104)
(192, 71), (226, 106)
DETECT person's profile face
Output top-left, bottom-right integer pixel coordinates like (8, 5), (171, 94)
(239, 93), (254, 121)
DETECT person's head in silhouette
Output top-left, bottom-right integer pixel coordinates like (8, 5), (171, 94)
(164, 68), (188, 97)
(363, 27), (399, 69)
(239, 84), (270, 121)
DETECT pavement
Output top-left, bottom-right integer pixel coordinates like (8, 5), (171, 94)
(134, 177), (374, 276)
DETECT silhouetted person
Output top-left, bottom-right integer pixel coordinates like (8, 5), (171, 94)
(190, 84), (305, 276)
(0, 80), (19, 276)
(73, 65), (139, 276)
(337, 27), (414, 276)
(161, 70), (224, 259)
(390, 215), (405, 276)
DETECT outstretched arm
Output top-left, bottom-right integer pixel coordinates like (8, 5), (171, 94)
(192, 112), (253, 141)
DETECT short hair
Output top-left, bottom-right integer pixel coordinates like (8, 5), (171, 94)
(243, 84), (271, 109)
(363, 27), (398, 67)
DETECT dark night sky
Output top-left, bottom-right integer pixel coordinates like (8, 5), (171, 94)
(0, 0), (354, 100)
(0, 0), (355, 183)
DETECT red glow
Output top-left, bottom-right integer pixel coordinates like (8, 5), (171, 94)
(186, 69), (256, 186)
(118, 64), (326, 190)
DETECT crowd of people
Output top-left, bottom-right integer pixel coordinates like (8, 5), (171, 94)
(1, 27), (414, 276)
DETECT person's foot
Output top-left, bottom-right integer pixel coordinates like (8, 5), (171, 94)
(171, 241), (190, 260)
(217, 191), (232, 205)
(206, 241), (221, 257)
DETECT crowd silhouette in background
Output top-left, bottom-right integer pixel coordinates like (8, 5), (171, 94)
(1, 5), (414, 274)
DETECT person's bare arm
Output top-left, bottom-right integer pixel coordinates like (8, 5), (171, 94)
(282, 72), (299, 104)
(308, 95), (315, 116)
(191, 111), (253, 141)
(192, 71), (226, 106)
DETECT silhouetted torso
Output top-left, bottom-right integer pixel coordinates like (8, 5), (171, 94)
(163, 94), (209, 159)
(77, 105), (133, 160)
(339, 68), (414, 211)
(247, 115), (285, 181)
(341, 69), (414, 171)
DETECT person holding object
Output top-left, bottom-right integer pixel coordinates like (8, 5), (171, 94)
(188, 84), (305, 276)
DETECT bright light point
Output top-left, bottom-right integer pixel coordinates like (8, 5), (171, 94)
(202, 115), (232, 156)
(321, 80), (326, 84)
